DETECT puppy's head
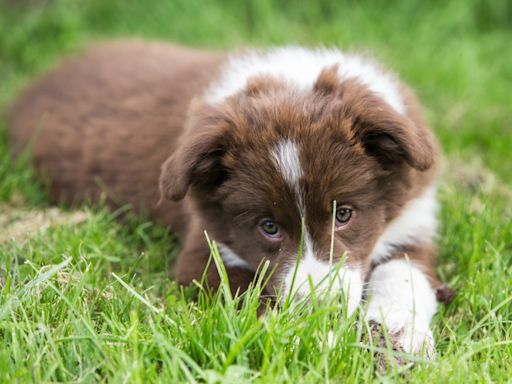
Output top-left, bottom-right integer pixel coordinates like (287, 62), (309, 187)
(160, 66), (437, 312)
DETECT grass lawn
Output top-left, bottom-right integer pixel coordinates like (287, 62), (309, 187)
(1, 0), (511, 382)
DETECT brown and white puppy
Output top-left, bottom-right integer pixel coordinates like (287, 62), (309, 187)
(9, 40), (447, 356)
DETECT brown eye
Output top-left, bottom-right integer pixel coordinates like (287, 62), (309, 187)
(259, 219), (280, 238)
(335, 206), (352, 226)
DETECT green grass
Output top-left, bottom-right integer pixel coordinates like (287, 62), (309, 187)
(1, 0), (511, 382)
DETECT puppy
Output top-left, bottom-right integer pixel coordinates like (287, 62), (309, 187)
(9, 40), (449, 356)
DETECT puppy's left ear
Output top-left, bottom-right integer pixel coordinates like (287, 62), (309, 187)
(354, 100), (437, 171)
(159, 100), (231, 201)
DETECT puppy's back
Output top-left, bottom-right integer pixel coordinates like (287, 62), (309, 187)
(9, 40), (224, 221)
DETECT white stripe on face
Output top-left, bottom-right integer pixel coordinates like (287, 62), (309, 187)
(271, 140), (303, 200)
(271, 139), (306, 220)
(272, 140), (362, 312)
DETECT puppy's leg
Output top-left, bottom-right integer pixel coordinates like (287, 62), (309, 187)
(171, 234), (258, 297)
(365, 250), (439, 358)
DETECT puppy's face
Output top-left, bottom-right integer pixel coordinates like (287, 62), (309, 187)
(160, 70), (436, 312)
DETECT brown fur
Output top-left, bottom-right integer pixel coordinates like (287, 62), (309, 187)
(10, 41), (226, 239)
(9, 40), (443, 298)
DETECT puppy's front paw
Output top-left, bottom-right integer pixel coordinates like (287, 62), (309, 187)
(391, 321), (436, 360)
(366, 317), (436, 360)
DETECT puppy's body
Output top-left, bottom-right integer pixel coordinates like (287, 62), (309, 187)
(10, 40), (445, 355)
(10, 41), (224, 238)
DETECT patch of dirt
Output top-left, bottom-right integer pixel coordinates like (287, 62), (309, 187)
(365, 320), (409, 373)
(0, 205), (89, 244)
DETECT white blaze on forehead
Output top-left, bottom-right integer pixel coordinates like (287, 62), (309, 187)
(205, 46), (406, 115)
(271, 139), (363, 310)
(271, 139), (306, 216)
(271, 140), (303, 193)
(371, 185), (438, 264)
(271, 139), (314, 259)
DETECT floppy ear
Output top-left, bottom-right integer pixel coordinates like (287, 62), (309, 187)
(353, 100), (437, 171)
(159, 101), (231, 201)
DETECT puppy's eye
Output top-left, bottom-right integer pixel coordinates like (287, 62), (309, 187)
(335, 206), (353, 227)
(259, 219), (281, 239)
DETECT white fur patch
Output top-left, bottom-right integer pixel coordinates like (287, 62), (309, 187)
(205, 46), (405, 115)
(271, 139), (307, 219)
(218, 243), (251, 269)
(271, 140), (303, 192)
(282, 256), (363, 317)
(365, 259), (438, 355)
(371, 185), (438, 264)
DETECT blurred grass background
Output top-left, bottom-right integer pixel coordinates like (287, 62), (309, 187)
(0, 0), (511, 382)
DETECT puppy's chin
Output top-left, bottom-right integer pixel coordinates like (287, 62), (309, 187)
(277, 260), (364, 316)
(218, 239), (364, 315)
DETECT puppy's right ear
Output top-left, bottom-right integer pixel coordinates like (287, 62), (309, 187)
(159, 101), (231, 201)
